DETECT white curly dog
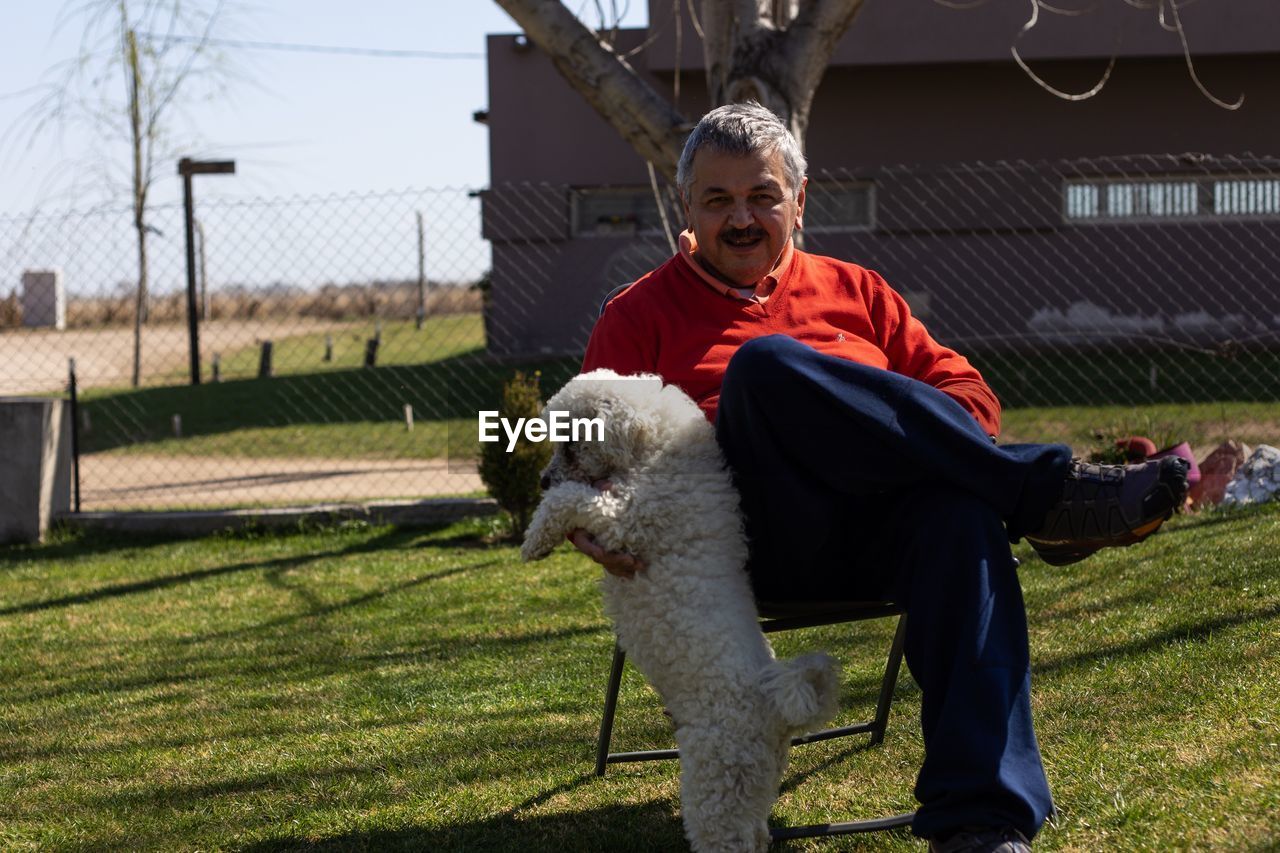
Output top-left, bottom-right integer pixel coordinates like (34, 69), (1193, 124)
(521, 369), (841, 853)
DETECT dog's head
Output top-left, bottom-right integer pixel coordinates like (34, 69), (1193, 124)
(538, 369), (702, 490)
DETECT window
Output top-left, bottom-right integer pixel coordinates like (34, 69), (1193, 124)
(804, 181), (874, 232)
(571, 188), (666, 237)
(1215, 179), (1280, 216)
(1064, 176), (1280, 223)
(1065, 180), (1198, 221)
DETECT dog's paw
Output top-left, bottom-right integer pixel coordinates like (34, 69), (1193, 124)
(519, 534), (557, 562)
(759, 652), (841, 731)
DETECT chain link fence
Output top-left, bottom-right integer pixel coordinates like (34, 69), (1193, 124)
(2, 153), (1277, 510)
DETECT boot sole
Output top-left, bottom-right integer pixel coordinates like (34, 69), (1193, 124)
(1030, 501), (1176, 565)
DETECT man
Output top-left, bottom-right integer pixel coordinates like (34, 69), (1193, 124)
(571, 102), (1188, 852)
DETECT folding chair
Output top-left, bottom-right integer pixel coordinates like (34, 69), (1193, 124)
(590, 282), (917, 840)
(594, 601), (915, 839)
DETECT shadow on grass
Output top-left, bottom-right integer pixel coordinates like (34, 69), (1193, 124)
(0, 526), (432, 617)
(80, 352), (581, 453)
(187, 558), (502, 644)
(0, 525), (196, 569)
(7, 606), (595, 708)
(0, 517), (491, 571)
(1034, 601), (1280, 679)
(239, 789), (684, 853)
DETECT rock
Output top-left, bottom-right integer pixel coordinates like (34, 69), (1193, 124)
(1116, 435), (1157, 461)
(1189, 441), (1247, 507)
(1221, 445), (1280, 507)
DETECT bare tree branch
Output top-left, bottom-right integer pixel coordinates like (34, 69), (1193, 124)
(1011, 0), (1117, 101)
(493, 0), (689, 180)
(1166, 0), (1243, 109)
(783, 0), (865, 104)
(685, 0), (706, 39)
(1005, 0), (1240, 109)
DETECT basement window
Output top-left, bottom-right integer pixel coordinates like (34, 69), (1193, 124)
(804, 181), (875, 232)
(571, 187), (666, 237)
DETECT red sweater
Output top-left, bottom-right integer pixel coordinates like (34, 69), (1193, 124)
(581, 249), (1002, 437)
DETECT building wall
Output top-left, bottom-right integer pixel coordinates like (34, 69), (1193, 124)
(482, 8), (1280, 358)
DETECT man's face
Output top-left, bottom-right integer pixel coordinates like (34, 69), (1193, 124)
(682, 145), (806, 287)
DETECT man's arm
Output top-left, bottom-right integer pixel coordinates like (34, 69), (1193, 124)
(864, 269), (1002, 437)
(582, 292), (657, 375)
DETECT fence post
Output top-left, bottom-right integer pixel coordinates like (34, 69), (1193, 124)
(259, 341), (274, 378)
(212, 353), (221, 383)
(364, 338), (379, 368)
(324, 334), (333, 362)
(67, 358), (81, 514)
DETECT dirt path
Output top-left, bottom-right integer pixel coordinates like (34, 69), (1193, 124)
(80, 453), (482, 510)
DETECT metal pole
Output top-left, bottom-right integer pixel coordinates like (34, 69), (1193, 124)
(178, 157), (233, 384)
(181, 164), (201, 385)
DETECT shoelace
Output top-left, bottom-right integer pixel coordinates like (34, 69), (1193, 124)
(1071, 462), (1125, 484)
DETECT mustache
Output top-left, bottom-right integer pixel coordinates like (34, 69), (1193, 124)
(720, 227), (766, 241)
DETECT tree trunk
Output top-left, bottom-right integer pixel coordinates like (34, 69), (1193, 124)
(131, 220), (148, 386)
(700, 0), (864, 152)
(124, 23), (149, 386)
(491, 0), (865, 178)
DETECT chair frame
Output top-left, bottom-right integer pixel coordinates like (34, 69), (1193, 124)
(595, 603), (916, 839)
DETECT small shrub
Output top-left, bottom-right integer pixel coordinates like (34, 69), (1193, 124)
(1083, 413), (1201, 464)
(478, 371), (552, 540)
(0, 289), (20, 327)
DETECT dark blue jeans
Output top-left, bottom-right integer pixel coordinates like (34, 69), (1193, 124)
(714, 334), (1071, 840)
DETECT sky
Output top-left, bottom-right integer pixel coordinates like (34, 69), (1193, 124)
(0, 1), (649, 214)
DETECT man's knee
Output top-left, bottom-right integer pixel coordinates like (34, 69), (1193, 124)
(721, 335), (798, 414)
(725, 334), (804, 378)
(722, 334), (820, 402)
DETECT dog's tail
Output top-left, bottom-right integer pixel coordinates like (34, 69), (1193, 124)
(758, 652), (841, 733)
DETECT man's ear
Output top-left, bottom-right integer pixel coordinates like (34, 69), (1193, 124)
(794, 175), (808, 232)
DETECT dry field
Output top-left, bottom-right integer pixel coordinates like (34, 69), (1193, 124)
(0, 284), (483, 394)
(0, 318), (347, 394)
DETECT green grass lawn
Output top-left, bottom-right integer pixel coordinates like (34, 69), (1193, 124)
(1, 507), (1277, 850)
(74, 333), (1280, 464)
(81, 352), (581, 462)
(81, 313), (523, 462)
(1000, 400), (1280, 453)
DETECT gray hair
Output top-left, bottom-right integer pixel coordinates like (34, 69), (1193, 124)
(675, 102), (807, 202)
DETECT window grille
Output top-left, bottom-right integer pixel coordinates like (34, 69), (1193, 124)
(1064, 176), (1280, 222)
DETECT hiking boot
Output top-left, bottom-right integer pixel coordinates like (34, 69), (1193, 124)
(1026, 456), (1190, 566)
(929, 826), (1032, 853)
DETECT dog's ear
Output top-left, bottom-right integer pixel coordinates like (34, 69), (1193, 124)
(599, 398), (652, 463)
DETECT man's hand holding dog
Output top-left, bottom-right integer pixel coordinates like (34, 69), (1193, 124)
(569, 479), (646, 579)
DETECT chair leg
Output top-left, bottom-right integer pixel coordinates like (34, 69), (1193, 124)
(868, 614), (907, 747)
(595, 641), (627, 776)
